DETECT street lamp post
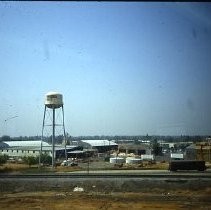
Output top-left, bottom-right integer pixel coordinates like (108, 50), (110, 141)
(4, 115), (18, 136)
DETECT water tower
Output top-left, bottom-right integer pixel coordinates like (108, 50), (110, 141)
(40, 92), (67, 168)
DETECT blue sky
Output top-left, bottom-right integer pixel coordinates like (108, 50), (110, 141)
(0, 2), (211, 137)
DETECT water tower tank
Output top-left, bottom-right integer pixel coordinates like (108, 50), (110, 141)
(45, 92), (63, 109)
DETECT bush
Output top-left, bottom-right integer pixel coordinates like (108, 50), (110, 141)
(0, 154), (8, 165)
(22, 154), (52, 167)
(40, 153), (52, 165)
(22, 156), (38, 167)
(104, 157), (110, 162)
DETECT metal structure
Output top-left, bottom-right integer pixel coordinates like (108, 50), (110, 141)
(40, 92), (67, 169)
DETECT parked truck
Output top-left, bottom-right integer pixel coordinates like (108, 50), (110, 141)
(169, 160), (206, 171)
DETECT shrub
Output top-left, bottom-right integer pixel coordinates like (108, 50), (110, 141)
(40, 153), (52, 165)
(22, 156), (38, 167)
(0, 154), (8, 165)
(0, 154), (9, 164)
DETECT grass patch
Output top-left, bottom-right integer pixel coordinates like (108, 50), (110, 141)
(0, 162), (169, 174)
(0, 163), (83, 174)
(0, 163), (30, 173)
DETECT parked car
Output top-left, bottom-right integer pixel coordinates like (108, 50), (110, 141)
(61, 160), (78, 167)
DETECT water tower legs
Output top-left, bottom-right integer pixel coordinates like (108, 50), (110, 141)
(62, 106), (67, 161)
(39, 106), (46, 167)
(52, 108), (55, 169)
(40, 105), (67, 169)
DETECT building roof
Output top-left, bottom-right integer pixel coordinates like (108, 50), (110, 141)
(186, 144), (195, 150)
(118, 143), (150, 150)
(186, 144), (211, 150)
(81, 140), (117, 147)
(1, 146), (51, 151)
(0, 140), (76, 149)
(0, 141), (78, 151)
(68, 150), (85, 154)
(2, 140), (50, 148)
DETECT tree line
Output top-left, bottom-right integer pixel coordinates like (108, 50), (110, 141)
(0, 153), (52, 166)
(0, 134), (209, 143)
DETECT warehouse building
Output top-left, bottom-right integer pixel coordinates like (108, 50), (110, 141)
(0, 140), (80, 159)
(79, 139), (118, 153)
(118, 143), (151, 156)
(195, 142), (211, 162)
(185, 142), (211, 162)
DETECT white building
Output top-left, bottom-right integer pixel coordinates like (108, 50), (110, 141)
(0, 140), (79, 159)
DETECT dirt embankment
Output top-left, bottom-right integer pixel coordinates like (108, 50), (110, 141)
(0, 190), (211, 210)
(0, 177), (211, 193)
(1, 162), (211, 209)
(0, 178), (211, 210)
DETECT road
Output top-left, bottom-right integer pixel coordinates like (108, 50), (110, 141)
(1, 169), (211, 179)
(0, 170), (211, 193)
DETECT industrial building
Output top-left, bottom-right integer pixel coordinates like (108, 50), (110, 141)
(118, 143), (151, 156)
(0, 140), (80, 159)
(185, 142), (211, 162)
(185, 144), (196, 160)
(79, 139), (118, 153)
(195, 142), (211, 162)
(0, 139), (118, 160)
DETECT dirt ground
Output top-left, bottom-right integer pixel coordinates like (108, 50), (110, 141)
(0, 190), (211, 210)
(1, 162), (211, 209)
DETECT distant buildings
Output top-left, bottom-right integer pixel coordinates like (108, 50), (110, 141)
(1, 138), (210, 163)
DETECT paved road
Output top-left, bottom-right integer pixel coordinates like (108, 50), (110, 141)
(1, 169), (211, 179)
(0, 171), (211, 193)
(69, 169), (211, 174)
(67, 169), (211, 178)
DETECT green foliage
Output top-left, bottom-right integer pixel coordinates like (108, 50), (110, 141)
(0, 154), (9, 165)
(22, 156), (38, 167)
(22, 154), (52, 167)
(40, 153), (52, 165)
(151, 139), (162, 156)
(0, 135), (11, 142)
(134, 139), (140, 145)
(104, 156), (110, 162)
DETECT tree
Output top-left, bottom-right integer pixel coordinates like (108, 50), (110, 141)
(55, 135), (64, 144)
(152, 139), (162, 156)
(0, 135), (11, 142)
(134, 139), (140, 145)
